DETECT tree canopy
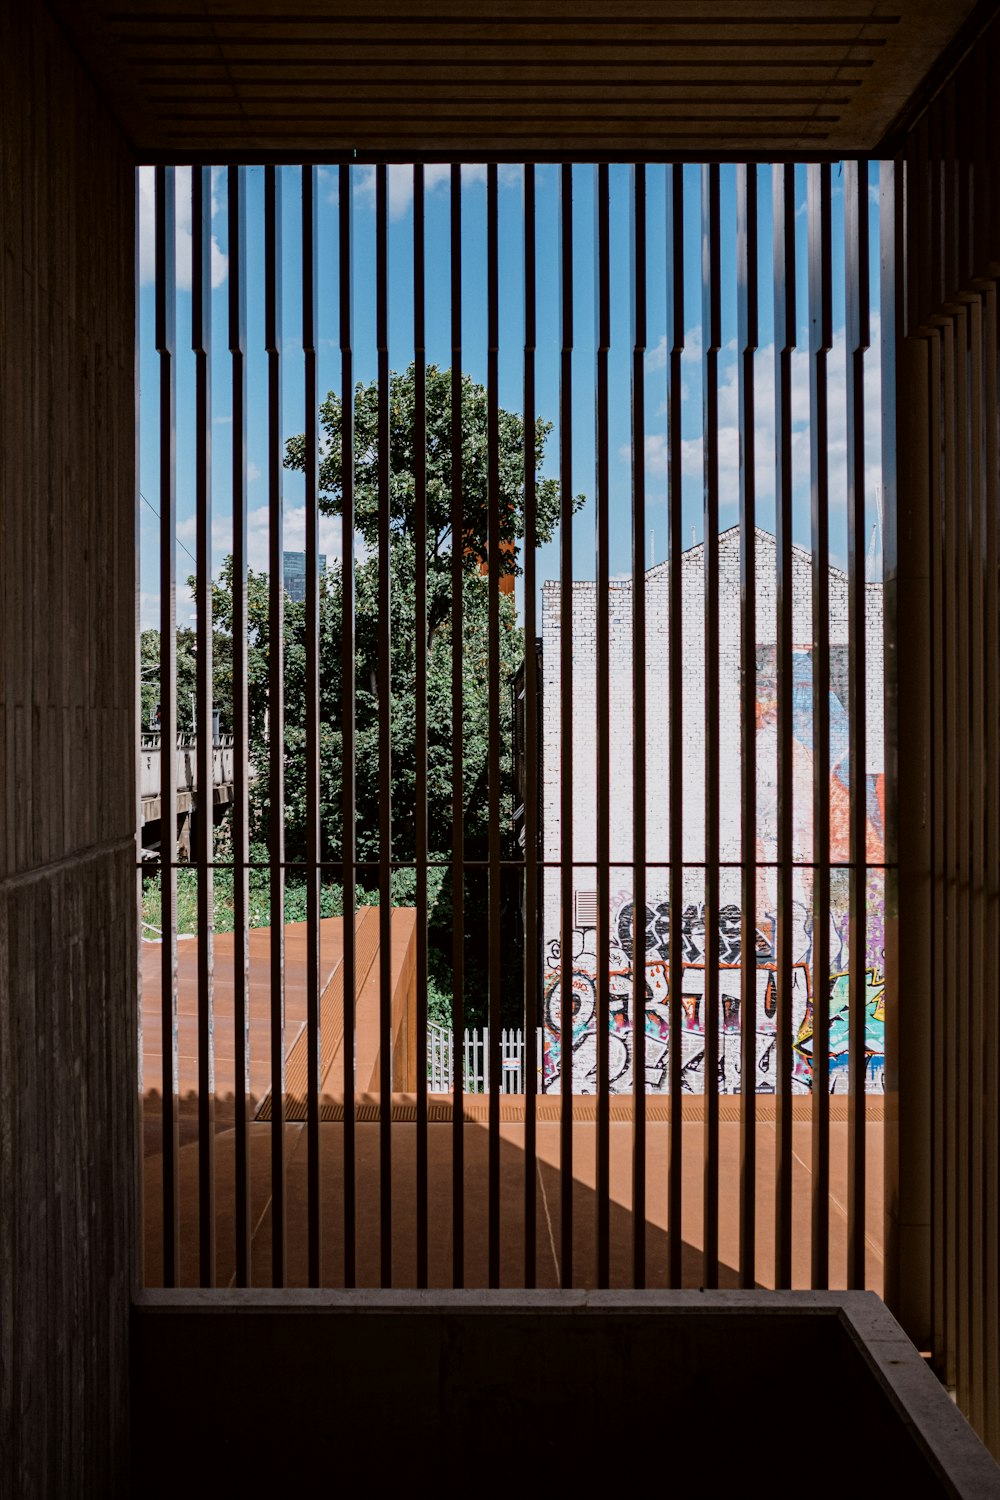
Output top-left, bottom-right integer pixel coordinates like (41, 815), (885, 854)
(283, 361), (575, 645)
(152, 364), (578, 1026)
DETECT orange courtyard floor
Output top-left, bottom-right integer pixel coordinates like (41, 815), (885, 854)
(142, 1108), (884, 1293)
(140, 929), (884, 1292)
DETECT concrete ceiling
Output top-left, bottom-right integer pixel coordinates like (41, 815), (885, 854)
(53, 1), (983, 159)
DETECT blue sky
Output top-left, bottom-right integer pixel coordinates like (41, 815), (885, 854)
(138, 161), (883, 632)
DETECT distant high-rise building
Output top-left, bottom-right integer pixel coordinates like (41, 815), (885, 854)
(283, 550), (326, 603)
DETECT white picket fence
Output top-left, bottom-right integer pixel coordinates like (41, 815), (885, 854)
(427, 1023), (544, 1094)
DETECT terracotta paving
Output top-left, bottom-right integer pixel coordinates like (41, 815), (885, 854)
(141, 927), (884, 1294)
(142, 1114), (883, 1293)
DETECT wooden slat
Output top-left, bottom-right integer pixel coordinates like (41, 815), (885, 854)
(265, 163), (286, 1287)
(594, 161), (611, 1289)
(413, 163), (429, 1291)
(772, 162), (795, 1290)
(558, 161), (575, 1287)
(701, 161), (721, 1289)
(338, 162), (358, 1289)
(50, 1), (976, 158)
(155, 163), (180, 1289)
(736, 161), (758, 1290)
(631, 161), (647, 1288)
(228, 163), (252, 1289)
(449, 165), (466, 1288)
(486, 162), (501, 1289)
(302, 163), (322, 1288)
(375, 163), (393, 1290)
(808, 160), (832, 1291)
(666, 163), (685, 1289)
(192, 162), (216, 1290)
(522, 163), (539, 1291)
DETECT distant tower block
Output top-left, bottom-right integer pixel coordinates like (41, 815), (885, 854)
(283, 550), (327, 603)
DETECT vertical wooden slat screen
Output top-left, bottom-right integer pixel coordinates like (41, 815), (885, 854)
(982, 284), (1000, 1462)
(630, 162), (647, 1289)
(701, 162), (721, 1290)
(264, 164), (286, 1288)
(154, 164), (179, 1289)
(449, 164), (465, 1289)
(141, 156), (898, 1329)
(486, 162), (502, 1291)
(301, 162), (321, 1290)
(883, 12), (1000, 1455)
(954, 298), (970, 1411)
(339, 161), (358, 1290)
(558, 161), (574, 1290)
(375, 163), (393, 1289)
(413, 162), (429, 1292)
(228, 163), (252, 1289)
(843, 158), (869, 1293)
(807, 161), (832, 1293)
(192, 163), (216, 1289)
(772, 162), (795, 1292)
(967, 291), (985, 1439)
(736, 162), (757, 1291)
(522, 164), (539, 1292)
(666, 164), (685, 1291)
(594, 161), (611, 1291)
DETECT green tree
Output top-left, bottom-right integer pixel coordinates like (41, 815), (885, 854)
(283, 361), (566, 609)
(154, 364), (580, 1025)
(140, 626), (198, 733)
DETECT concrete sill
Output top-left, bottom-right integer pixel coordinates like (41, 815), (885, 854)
(132, 1289), (998, 1496)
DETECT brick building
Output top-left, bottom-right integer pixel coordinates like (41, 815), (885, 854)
(541, 527), (885, 1095)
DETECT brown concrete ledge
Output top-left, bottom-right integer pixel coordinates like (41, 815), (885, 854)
(132, 1290), (999, 1496)
(291, 1092), (886, 1123)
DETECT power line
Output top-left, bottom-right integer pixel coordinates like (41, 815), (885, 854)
(139, 490), (198, 570)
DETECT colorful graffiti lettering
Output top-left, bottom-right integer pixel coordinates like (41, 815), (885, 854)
(542, 892), (886, 1095)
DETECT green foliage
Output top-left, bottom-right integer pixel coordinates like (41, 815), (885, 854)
(140, 627), (199, 733)
(283, 361), (572, 600)
(149, 365), (572, 1028)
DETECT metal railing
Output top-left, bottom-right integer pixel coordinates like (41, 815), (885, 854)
(428, 1024), (544, 1095)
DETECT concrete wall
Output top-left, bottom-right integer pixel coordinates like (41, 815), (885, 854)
(131, 1289), (999, 1495)
(541, 529), (885, 1095)
(0, 2), (135, 1491)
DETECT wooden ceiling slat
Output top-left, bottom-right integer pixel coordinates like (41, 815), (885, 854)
(152, 108), (845, 122)
(120, 37), (889, 51)
(108, 8), (901, 22)
(157, 122), (836, 136)
(126, 55), (880, 71)
(145, 91), (858, 103)
(48, 1), (978, 159)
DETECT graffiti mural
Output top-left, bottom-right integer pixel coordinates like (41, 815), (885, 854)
(540, 532), (888, 1095)
(542, 883), (886, 1095)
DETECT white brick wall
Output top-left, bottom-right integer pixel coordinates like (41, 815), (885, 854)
(540, 526), (886, 1096)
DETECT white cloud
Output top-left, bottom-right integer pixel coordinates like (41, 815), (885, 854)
(139, 588), (196, 632)
(646, 324), (703, 374)
(353, 162), (520, 221)
(243, 503), (345, 576)
(138, 165), (228, 291)
(247, 461), (261, 483)
(626, 316), (883, 515)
